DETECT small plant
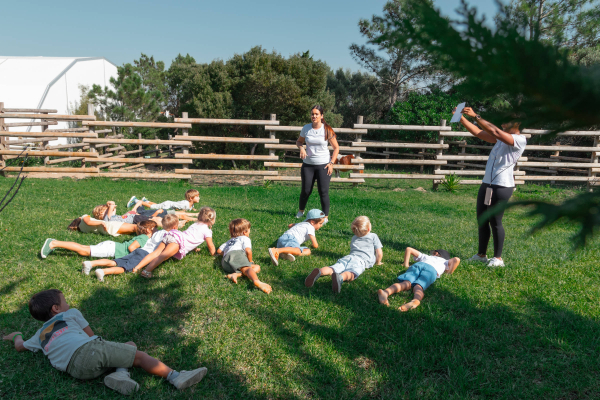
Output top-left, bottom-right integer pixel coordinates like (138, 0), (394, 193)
(263, 179), (273, 189)
(441, 174), (460, 192)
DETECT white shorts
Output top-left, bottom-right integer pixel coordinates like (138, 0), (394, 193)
(329, 255), (369, 278)
(89, 241), (116, 258)
(150, 201), (176, 210)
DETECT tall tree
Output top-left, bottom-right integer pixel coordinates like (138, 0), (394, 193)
(350, 0), (454, 108)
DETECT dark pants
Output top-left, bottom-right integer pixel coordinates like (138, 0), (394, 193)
(299, 163), (331, 216)
(476, 184), (514, 258)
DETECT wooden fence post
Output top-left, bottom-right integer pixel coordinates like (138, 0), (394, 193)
(87, 104), (96, 170)
(268, 114), (276, 172)
(433, 119), (446, 190)
(353, 115), (364, 187)
(589, 135), (599, 191)
(41, 111), (49, 166)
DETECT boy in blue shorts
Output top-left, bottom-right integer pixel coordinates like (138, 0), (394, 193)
(268, 209), (325, 266)
(377, 247), (460, 312)
(305, 216), (383, 293)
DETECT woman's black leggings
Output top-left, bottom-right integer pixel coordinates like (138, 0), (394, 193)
(476, 184), (514, 258)
(299, 163), (331, 216)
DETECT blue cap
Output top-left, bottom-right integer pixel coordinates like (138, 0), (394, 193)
(305, 209), (325, 221)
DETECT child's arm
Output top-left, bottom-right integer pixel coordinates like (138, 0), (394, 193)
(245, 248), (253, 263)
(403, 247), (420, 268)
(205, 237), (216, 256)
(82, 215), (109, 231)
(128, 240), (141, 253)
(105, 201), (117, 219)
(132, 243), (165, 273)
(82, 326), (95, 337)
(309, 235), (318, 249)
(288, 223), (296, 229)
(375, 248), (383, 265)
(446, 257), (461, 274)
(3, 332), (27, 352)
(216, 248), (223, 256)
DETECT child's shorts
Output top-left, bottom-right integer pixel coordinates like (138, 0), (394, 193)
(276, 234), (307, 252)
(330, 255), (369, 278)
(67, 338), (136, 380)
(221, 250), (252, 274)
(89, 241), (116, 258)
(397, 262), (437, 290)
(115, 249), (149, 272)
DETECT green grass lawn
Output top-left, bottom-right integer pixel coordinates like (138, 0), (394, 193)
(0, 177), (599, 399)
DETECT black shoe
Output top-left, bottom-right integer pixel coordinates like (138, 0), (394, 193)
(332, 272), (343, 294)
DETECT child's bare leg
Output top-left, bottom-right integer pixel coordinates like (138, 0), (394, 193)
(377, 281), (411, 306)
(141, 201), (155, 208)
(151, 209), (164, 218)
(151, 217), (163, 226)
(144, 243), (179, 274)
(89, 259), (117, 268)
(319, 267), (334, 276)
(131, 200), (144, 213)
(340, 271), (356, 282)
(277, 247), (305, 256)
(125, 342), (172, 378)
(241, 265), (272, 294)
(227, 273), (243, 283)
(400, 284), (424, 312)
(50, 241), (91, 256)
(102, 267), (125, 276)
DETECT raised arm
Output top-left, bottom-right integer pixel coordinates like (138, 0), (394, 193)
(458, 109), (497, 144)
(403, 247), (420, 268)
(3, 332), (27, 352)
(105, 201), (117, 219)
(463, 107), (514, 146)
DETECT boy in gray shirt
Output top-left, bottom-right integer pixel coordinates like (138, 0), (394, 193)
(305, 216), (383, 293)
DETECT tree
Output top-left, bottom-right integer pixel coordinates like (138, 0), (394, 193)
(350, 0), (454, 108)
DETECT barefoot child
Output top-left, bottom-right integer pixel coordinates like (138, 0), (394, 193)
(217, 218), (272, 294)
(127, 189), (199, 212)
(305, 216), (383, 293)
(377, 247), (460, 312)
(139, 207), (217, 279)
(95, 201), (161, 225)
(40, 221), (157, 268)
(268, 209), (325, 266)
(86, 214), (179, 281)
(3, 289), (207, 395)
(68, 214), (139, 236)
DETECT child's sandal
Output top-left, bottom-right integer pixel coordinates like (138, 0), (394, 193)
(141, 270), (152, 279)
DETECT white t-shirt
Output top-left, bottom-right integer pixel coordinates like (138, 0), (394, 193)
(284, 222), (316, 245)
(218, 236), (252, 257)
(483, 134), (527, 187)
(141, 230), (168, 253)
(179, 222), (212, 256)
(414, 251), (449, 278)
(23, 308), (98, 372)
(300, 123), (330, 165)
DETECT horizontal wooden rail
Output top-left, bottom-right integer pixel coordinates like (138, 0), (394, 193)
(46, 156), (86, 164)
(523, 129), (600, 136)
(174, 169), (279, 176)
(437, 155), (528, 161)
(174, 118), (279, 126)
(525, 145), (600, 152)
(2, 108), (58, 113)
(434, 170), (526, 176)
(354, 124), (451, 131)
(268, 176), (365, 183)
(173, 135), (279, 144)
(1, 167), (99, 173)
(353, 159), (446, 165)
(0, 150), (98, 157)
(5, 138), (56, 146)
(83, 138), (192, 146)
(264, 126), (368, 134)
(517, 162), (600, 168)
(351, 173), (440, 179)
(175, 154), (278, 161)
(354, 142), (448, 149)
(520, 176), (592, 182)
(264, 162), (364, 170)
(265, 144), (367, 152)
(84, 157), (193, 164)
(0, 113), (96, 121)
(432, 179), (525, 185)
(4, 121), (58, 128)
(82, 121), (191, 129)
(98, 173), (192, 179)
(0, 131), (98, 138)
(440, 132), (532, 138)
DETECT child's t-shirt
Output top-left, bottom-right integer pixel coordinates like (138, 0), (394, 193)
(114, 234), (150, 259)
(23, 308), (98, 372)
(159, 200), (191, 210)
(79, 215), (122, 236)
(284, 222), (315, 245)
(218, 236), (251, 257)
(414, 251), (449, 277)
(141, 230), (168, 253)
(171, 222), (212, 259)
(104, 213), (135, 224)
(349, 233), (383, 268)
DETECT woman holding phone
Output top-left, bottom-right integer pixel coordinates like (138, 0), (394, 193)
(457, 107), (526, 267)
(295, 105), (340, 224)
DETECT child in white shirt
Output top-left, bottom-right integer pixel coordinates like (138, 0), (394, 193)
(3, 289), (207, 395)
(140, 207), (216, 278)
(128, 189), (200, 212)
(268, 209), (325, 266)
(217, 219), (272, 294)
(377, 247), (461, 312)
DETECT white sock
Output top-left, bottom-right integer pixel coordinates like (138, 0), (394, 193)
(116, 367), (128, 374)
(167, 370), (180, 382)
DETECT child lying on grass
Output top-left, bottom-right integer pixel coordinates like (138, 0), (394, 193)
(217, 218), (272, 294)
(3, 289), (207, 395)
(127, 189), (199, 212)
(140, 207), (217, 279)
(68, 214), (138, 237)
(268, 209), (325, 266)
(377, 247), (460, 312)
(305, 216), (383, 293)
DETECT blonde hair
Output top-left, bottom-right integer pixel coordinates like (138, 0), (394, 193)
(228, 218), (251, 238)
(161, 214), (179, 230)
(197, 206), (216, 227)
(351, 216), (371, 237)
(185, 189), (200, 201)
(137, 220), (157, 235)
(92, 205), (108, 220)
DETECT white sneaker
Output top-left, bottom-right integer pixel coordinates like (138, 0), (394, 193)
(487, 257), (505, 267)
(126, 196), (138, 208)
(295, 211), (305, 219)
(468, 254), (488, 263)
(104, 370), (139, 395)
(95, 269), (105, 282)
(170, 367), (208, 390)
(280, 253), (296, 262)
(322, 217), (328, 226)
(82, 261), (92, 275)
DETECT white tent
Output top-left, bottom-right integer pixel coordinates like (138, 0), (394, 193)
(0, 56), (117, 136)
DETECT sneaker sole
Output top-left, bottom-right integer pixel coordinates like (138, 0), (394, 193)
(279, 253), (295, 262)
(40, 238), (53, 259)
(174, 367), (208, 390)
(268, 248), (279, 266)
(104, 374), (139, 395)
(305, 269), (321, 288)
(82, 263), (91, 275)
(127, 196), (137, 208)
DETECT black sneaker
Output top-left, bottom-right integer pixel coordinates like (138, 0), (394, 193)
(305, 268), (321, 288)
(332, 272), (343, 294)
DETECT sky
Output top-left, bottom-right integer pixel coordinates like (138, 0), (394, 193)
(0, 0), (501, 71)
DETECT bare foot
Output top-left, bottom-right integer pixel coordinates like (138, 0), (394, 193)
(254, 281), (272, 294)
(178, 221), (187, 228)
(377, 289), (390, 306)
(227, 273), (241, 284)
(399, 300), (420, 312)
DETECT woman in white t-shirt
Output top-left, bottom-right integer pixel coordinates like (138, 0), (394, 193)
(458, 107), (527, 267)
(295, 105), (340, 223)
